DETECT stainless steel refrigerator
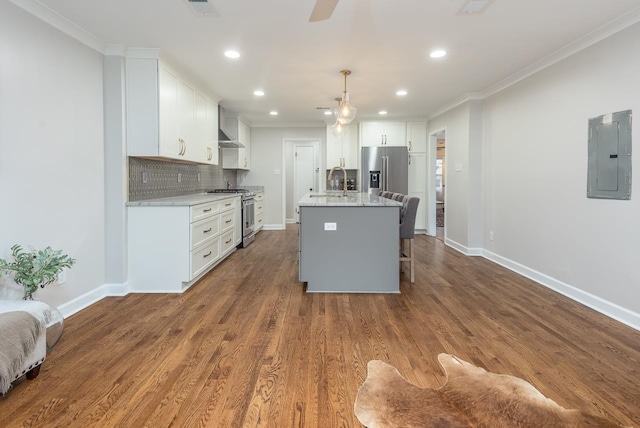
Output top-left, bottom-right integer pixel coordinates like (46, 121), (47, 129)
(361, 146), (408, 194)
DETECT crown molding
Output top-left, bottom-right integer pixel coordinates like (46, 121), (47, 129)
(10, 0), (105, 53)
(428, 93), (483, 120)
(481, 5), (640, 100)
(125, 47), (161, 59)
(429, 6), (640, 120)
(104, 44), (127, 56)
(250, 121), (326, 128)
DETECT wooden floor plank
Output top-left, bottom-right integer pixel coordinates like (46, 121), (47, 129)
(1, 225), (639, 427)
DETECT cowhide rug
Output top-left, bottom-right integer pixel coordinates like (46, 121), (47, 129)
(354, 354), (627, 427)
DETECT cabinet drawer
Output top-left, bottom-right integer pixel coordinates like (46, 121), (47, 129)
(255, 192), (264, 202)
(191, 201), (220, 222)
(221, 211), (234, 233)
(255, 201), (264, 215)
(220, 198), (235, 212)
(191, 215), (220, 250)
(191, 238), (220, 279)
(220, 229), (235, 255)
(256, 213), (264, 230)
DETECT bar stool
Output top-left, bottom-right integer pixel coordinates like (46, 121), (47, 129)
(399, 195), (420, 283)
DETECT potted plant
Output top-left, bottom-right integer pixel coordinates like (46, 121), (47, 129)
(0, 245), (76, 300)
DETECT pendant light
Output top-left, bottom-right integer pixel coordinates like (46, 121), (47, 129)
(334, 70), (356, 125)
(331, 97), (347, 138)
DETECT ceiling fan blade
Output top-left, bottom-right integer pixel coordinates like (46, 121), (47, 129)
(309, 0), (339, 22)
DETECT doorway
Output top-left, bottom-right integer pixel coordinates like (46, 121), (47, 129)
(293, 144), (318, 223)
(428, 129), (446, 240)
(435, 133), (446, 241)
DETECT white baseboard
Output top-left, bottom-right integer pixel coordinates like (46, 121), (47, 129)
(263, 224), (286, 230)
(57, 282), (129, 318)
(482, 249), (640, 331)
(444, 238), (483, 256)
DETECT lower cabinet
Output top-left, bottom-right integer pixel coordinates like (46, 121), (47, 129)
(128, 195), (240, 292)
(255, 191), (264, 232)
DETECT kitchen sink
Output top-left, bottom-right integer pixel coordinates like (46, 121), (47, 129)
(308, 193), (342, 198)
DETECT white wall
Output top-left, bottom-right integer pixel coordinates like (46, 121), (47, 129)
(0, 2), (106, 308)
(431, 21), (640, 326)
(241, 127), (325, 228)
(482, 22), (640, 318)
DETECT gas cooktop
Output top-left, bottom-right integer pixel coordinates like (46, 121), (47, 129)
(207, 189), (256, 199)
(207, 189), (250, 193)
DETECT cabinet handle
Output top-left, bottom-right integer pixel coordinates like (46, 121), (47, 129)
(225, 219), (232, 224)
(244, 157), (247, 168)
(225, 238), (232, 244)
(203, 208), (212, 212)
(408, 141), (412, 151)
(225, 202), (232, 206)
(203, 228), (212, 233)
(258, 219), (262, 223)
(203, 251), (212, 258)
(408, 154), (412, 165)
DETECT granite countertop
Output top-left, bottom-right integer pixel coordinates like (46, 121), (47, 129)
(127, 192), (240, 207)
(298, 192), (403, 207)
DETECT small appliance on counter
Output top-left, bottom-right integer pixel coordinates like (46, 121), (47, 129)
(207, 189), (256, 248)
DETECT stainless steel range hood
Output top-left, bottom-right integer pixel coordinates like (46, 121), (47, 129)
(218, 105), (245, 148)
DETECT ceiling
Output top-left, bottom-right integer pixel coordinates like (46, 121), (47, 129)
(27, 0), (640, 126)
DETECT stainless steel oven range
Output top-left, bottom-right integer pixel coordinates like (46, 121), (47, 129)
(207, 189), (256, 248)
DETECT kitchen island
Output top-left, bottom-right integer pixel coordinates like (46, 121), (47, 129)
(298, 192), (402, 293)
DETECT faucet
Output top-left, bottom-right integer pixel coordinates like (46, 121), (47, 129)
(328, 166), (348, 196)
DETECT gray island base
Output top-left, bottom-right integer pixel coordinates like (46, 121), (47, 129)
(298, 192), (402, 293)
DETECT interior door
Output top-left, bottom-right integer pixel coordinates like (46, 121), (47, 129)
(294, 145), (316, 222)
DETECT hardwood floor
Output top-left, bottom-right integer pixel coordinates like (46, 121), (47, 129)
(2, 225), (639, 427)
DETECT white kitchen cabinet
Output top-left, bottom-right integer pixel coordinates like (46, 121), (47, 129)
(234, 197), (242, 246)
(408, 151), (427, 231)
(126, 58), (217, 164)
(407, 121), (427, 152)
(360, 121), (406, 147)
(326, 124), (358, 169)
(255, 191), (265, 232)
(205, 98), (218, 164)
(128, 195), (239, 292)
(222, 118), (251, 169)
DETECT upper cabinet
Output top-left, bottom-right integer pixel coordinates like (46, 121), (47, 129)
(360, 121), (406, 147)
(222, 118), (251, 170)
(126, 58), (218, 165)
(406, 121), (427, 152)
(326, 124), (358, 169)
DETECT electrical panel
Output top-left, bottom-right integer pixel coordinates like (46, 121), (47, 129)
(587, 110), (632, 200)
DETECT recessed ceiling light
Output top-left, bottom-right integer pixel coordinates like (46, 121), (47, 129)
(379, 110), (388, 115)
(224, 50), (240, 59)
(396, 90), (408, 96)
(254, 90), (265, 96)
(324, 111), (332, 116)
(269, 111), (278, 116)
(430, 49), (447, 59)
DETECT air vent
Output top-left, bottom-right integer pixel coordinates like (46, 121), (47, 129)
(183, 0), (219, 16)
(459, 0), (492, 14)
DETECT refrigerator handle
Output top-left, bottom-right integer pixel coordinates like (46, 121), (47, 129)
(381, 156), (386, 191)
(383, 156), (388, 191)
(385, 156), (389, 191)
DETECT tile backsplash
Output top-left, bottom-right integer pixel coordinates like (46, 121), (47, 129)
(128, 157), (237, 201)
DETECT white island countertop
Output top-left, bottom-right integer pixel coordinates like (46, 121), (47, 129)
(298, 192), (402, 207)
